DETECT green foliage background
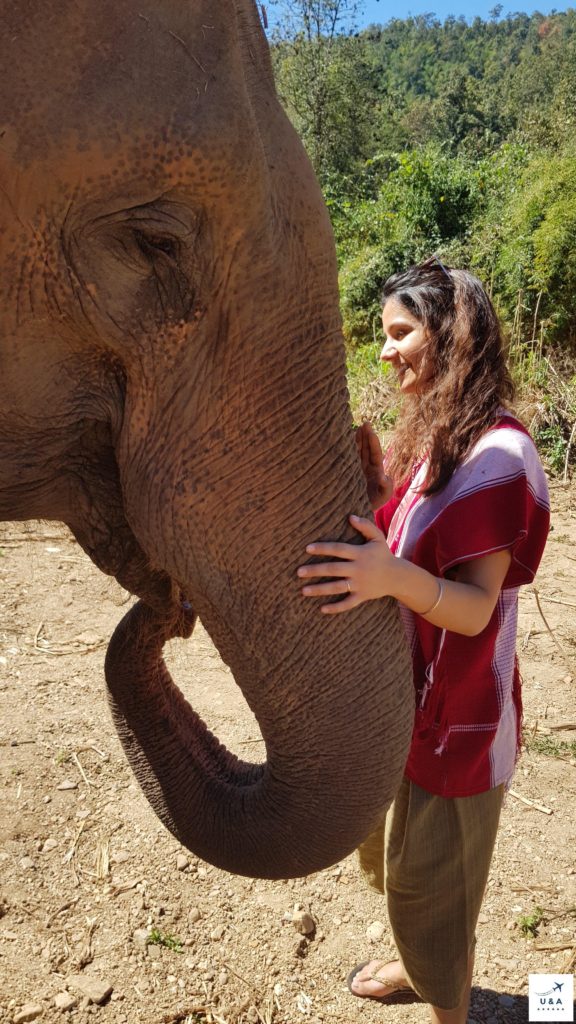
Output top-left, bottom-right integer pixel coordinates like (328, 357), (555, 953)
(270, 4), (576, 470)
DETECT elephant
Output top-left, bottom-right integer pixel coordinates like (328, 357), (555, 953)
(0, 0), (413, 879)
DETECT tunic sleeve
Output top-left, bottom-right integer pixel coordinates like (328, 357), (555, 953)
(409, 425), (550, 589)
(375, 478), (410, 537)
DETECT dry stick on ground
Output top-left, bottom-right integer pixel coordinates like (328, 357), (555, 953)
(33, 622), (45, 649)
(0, 739), (36, 746)
(159, 1002), (218, 1022)
(95, 840), (110, 881)
(62, 822), (86, 887)
(77, 744), (108, 760)
(220, 961), (277, 1024)
(533, 588), (576, 677)
(508, 789), (553, 814)
(535, 942), (575, 952)
(45, 897), (80, 929)
(511, 883), (559, 895)
(77, 916), (97, 969)
(71, 751), (92, 788)
(544, 905), (576, 923)
(536, 594), (576, 609)
(531, 748), (576, 766)
(0, 533), (68, 544)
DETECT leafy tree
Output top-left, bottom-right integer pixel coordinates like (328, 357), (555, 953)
(337, 146), (482, 344)
(268, 8), (576, 354)
(270, 1), (379, 182)
(482, 150), (576, 344)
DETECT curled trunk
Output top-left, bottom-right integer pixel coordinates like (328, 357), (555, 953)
(106, 597), (413, 879)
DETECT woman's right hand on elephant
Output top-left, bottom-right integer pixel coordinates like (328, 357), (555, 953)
(356, 422), (393, 510)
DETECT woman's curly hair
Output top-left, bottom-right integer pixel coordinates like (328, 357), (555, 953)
(381, 257), (515, 495)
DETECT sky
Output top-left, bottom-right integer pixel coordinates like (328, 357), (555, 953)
(358, 0), (574, 23)
(265, 0), (575, 30)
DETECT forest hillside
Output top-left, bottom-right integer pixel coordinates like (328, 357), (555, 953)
(271, 4), (576, 472)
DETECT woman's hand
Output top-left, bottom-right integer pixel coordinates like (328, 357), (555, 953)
(297, 515), (397, 615)
(356, 422), (393, 510)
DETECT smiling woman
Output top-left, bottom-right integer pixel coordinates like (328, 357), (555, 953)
(380, 297), (432, 393)
(299, 257), (550, 1022)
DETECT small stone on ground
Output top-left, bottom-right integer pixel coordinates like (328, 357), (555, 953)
(66, 975), (113, 1005)
(13, 1006), (43, 1024)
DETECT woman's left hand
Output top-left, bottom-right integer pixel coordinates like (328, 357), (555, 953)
(297, 515), (397, 614)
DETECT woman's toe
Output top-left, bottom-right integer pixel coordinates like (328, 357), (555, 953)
(349, 960), (407, 998)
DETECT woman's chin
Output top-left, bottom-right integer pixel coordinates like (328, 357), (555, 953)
(399, 375), (417, 394)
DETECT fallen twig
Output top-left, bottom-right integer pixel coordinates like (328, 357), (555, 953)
(545, 905), (576, 923)
(95, 841), (110, 880)
(0, 533), (68, 544)
(77, 744), (108, 760)
(71, 751), (92, 788)
(62, 822), (86, 866)
(533, 588), (576, 675)
(535, 593), (576, 609)
(77, 917), (97, 969)
(220, 962), (255, 990)
(33, 622), (45, 650)
(0, 739), (36, 747)
(508, 789), (553, 814)
(535, 941), (574, 952)
(45, 897), (80, 928)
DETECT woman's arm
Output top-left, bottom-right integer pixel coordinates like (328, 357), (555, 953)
(297, 515), (512, 637)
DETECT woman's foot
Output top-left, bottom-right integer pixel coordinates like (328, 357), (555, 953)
(347, 959), (412, 1001)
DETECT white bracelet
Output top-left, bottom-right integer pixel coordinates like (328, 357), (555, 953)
(421, 579), (443, 617)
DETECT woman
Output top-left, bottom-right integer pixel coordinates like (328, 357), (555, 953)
(297, 258), (550, 1024)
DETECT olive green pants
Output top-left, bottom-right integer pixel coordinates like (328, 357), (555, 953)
(358, 776), (505, 1010)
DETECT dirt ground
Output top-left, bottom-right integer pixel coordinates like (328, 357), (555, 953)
(1, 482), (575, 1024)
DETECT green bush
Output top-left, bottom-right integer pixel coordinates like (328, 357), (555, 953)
(338, 146), (482, 345)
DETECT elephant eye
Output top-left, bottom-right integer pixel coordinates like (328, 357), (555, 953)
(134, 230), (179, 263)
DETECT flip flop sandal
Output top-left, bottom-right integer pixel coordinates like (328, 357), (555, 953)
(346, 961), (421, 1004)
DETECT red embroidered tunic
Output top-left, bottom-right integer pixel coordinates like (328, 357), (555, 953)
(375, 416), (550, 797)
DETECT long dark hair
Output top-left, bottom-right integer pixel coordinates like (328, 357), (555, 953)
(381, 257), (515, 495)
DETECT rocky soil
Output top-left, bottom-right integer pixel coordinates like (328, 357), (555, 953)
(1, 482), (575, 1024)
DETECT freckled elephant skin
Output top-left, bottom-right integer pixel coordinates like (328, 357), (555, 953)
(0, 0), (413, 877)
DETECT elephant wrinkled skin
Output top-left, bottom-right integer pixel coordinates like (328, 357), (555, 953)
(0, 0), (413, 878)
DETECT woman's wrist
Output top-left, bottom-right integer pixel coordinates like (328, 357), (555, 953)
(420, 578), (443, 616)
(388, 558), (443, 616)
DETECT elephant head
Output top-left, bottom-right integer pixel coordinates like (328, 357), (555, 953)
(0, 0), (413, 878)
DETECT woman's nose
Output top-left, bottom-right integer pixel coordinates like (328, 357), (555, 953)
(380, 341), (398, 363)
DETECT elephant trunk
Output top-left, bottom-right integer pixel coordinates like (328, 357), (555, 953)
(106, 590), (413, 879)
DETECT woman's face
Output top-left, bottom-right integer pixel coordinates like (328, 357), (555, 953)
(380, 297), (432, 394)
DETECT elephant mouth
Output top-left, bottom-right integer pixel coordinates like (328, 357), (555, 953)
(65, 419), (186, 616)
